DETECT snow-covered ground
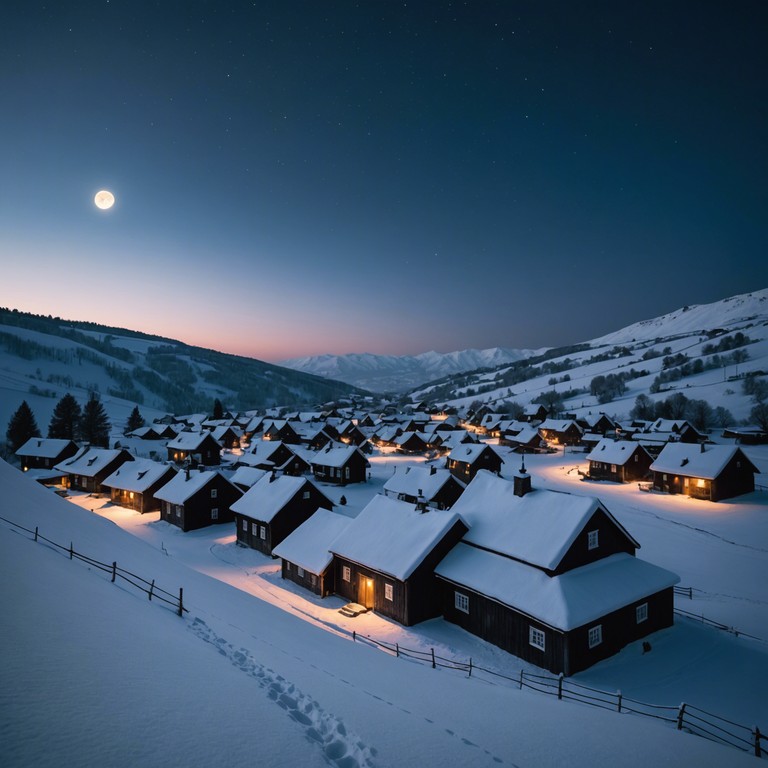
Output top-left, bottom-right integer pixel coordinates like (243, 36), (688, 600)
(2, 445), (767, 767)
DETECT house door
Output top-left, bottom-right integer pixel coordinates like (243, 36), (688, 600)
(357, 576), (374, 609)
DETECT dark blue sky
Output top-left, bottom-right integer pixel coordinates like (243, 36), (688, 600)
(1, 1), (766, 360)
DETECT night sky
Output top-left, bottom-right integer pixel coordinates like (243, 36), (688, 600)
(1, 2), (766, 361)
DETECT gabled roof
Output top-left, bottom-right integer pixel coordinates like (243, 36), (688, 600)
(311, 443), (368, 469)
(272, 508), (353, 574)
(586, 438), (650, 466)
(450, 471), (638, 571)
(447, 443), (502, 464)
(167, 431), (220, 451)
(102, 459), (176, 492)
(154, 469), (232, 505)
(330, 494), (466, 581)
(228, 466), (268, 489)
(54, 447), (132, 477)
(436, 547), (679, 631)
(16, 437), (77, 459)
(649, 443), (758, 479)
(539, 419), (583, 433)
(383, 465), (462, 499)
(230, 475), (332, 523)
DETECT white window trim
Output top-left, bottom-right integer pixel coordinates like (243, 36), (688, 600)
(297, 566), (304, 578)
(587, 530), (599, 550)
(342, 565), (351, 582)
(259, 525), (267, 540)
(529, 626), (545, 651)
(211, 488), (218, 498)
(636, 603), (648, 623)
(384, 583), (393, 602)
(242, 519), (247, 531)
(588, 624), (603, 648)
(211, 508), (218, 520)
(454, 591), (469, 614)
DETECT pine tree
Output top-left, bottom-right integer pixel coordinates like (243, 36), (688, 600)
(48, 393), (82, 440)
(6, 400), (42, 452)
(212, 398), (224, 420)
(79, 394), (111, 447)
(125, 405), (145, 434)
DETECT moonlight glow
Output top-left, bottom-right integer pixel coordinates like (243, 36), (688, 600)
(94, 190), (115, 210)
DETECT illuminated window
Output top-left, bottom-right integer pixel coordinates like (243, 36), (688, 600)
(342, 566), (351, 582)
(529, 626), (545, 651)
(385, 583), (393, 601)
(697, 478), (705, 488)
(611, 464), (617, 473)
(588, 625), (603, 648)
(588, 530), (599, 550)
(636, 603), (648, 623)
(454, 592), (469, 613)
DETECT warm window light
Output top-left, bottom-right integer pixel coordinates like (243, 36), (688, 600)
(129, 492), (134, 499)
(697, 478), (705, 488)
(366, 579), (373, 587)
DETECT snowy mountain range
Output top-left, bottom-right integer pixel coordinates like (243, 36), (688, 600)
(279, 346), (546, 393)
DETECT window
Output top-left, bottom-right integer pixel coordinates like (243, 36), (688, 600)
(454, 592), (469, 614)
(636, 603), (648, 623)
(310, 574), (316, 586)
(303, 491), (310, 499)
(252, 523), (258, 535)
(342, 565), (351, 582)
(345, 466), (350, 479)
(587, 530), (599, 550)
(242, 519), (247, 531)
(211, 488), (218, 498)
(529, 626), (545, 651)
(211, 508), (218, 520)
(286, 562), (291, 571)
(588, 625), (603, 648)
(297, 566), (304, 578)
(696, 478), (705, 488)
(259, 526), (266, 540)
(385, 583), (393, 601)
(634, 454), (639, 462)
(611, 464), (617, 473)
(175, 505), (182, 518)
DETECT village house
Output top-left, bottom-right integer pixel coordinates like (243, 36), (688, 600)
(435, 470), (679, 675)
(498, 424), (548, 453)
(329, 494), (468, 626)
(16, 437), (79, 473)
(54, 447), (135, 494)
(155, 468), (242, 532)
(209, 425), (242, 450)
(101, 459), (178, 513)
(228, 466), (268, 493)
(537, 419), (584, 447)
(310, 443), (370, 485)
(262, 420), (302, 444)
(576, 412), (617, 436)
(236, 439), (310, 475)
(446, 443), (503, 482)
(383, 465), (465, 510)
(231, 473), (334, 556)
(393, 431), (431, 455)
(586, 439), (654, 483)
(649, 443), (758, 501)
(272, 508), (353, 596)
(166, 431), (222, 467)
(521, 404), (549, 424)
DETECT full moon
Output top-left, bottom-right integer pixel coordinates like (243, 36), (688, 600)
(94, 190), (115, 210)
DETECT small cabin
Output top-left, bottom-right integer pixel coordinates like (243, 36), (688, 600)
(166, 432), (222, 467)
(586, 439), (653, 483)
(310, 444), (370, 485)
(446, 443), (503, 483)
(102, 459), (178, 513)
(54, 447), (135, 494)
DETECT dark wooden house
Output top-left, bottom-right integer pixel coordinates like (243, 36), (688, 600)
(54, 447), (135, 494)
(155, 469), (242, 532)
(446, 443), (503, 482)
(310, 444), (369, 485)
(237, 439), (309, 475)
(586, 439), (653, 483)
(538, 419), (584, 447)
(231, 474), (334, 556)
(272, 508), (353, 596)
(649, 443), (758, 501)
(394, 431), (430, 455)
(166, 431), (222, 467)
(435, 470), (679, 675)
(383, 465), (465, 510)
(209, 425), (242, 450)
(16, 437), (79, 472)
(101, 459), (178, 513)
(329, 494), (468, 626)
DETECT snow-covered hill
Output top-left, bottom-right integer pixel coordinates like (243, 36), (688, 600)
(280, 346), (545, 393)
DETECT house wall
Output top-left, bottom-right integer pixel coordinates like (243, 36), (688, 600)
(555, 509), (636, 575)
(588, 450), (651, 483)
(281, 560), (326, 596)
(162, 476), (239, 532)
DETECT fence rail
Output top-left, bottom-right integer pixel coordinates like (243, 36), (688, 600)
(349, 626), (766, 759)
(0, 514), (186, 616)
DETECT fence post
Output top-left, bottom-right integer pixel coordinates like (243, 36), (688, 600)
(677, 703), (686, 730)
(111, 562), (117, 583)
(519, 669), (524, 689)
(755, 727), (762, 758)
(149, 579), (155, 601)
(395, 643), (399, 658)
(352, 630), (356, 642)
(468, 657), (472, 678)
(69, 542), (73, 560)
(178, 587), (183, 617)
(558, 673), (564, 700)
(617, 690), (622, 713)
(431, 648), (436, 669)
(34, 526), (38, 542)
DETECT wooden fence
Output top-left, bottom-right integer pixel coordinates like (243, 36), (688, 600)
(0, 514), (186, 617)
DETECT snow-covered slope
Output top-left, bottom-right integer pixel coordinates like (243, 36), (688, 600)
(280, 346), (545, 392)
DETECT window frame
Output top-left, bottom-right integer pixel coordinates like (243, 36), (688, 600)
(588, 624), (603, 648)
(636, 603), (648, 623)
(342, 565), (351, 582)
(454, 591), (469, 614)
(529, 626), (546, 651)
(587, 529), (599, 550)
(384, 583), (394, 602)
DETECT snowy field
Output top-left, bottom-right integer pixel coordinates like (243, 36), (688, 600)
(1, 446), (767, 767)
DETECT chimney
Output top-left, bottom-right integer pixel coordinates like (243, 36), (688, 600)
(269, 470), (276, 483)
(430, 465), (436, 475)
(185, 467), (190, 481)
(513, 456), (532, 497)
(700, 441), (706, 453)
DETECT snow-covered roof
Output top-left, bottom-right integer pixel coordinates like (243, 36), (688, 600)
(16, 437), (76, 458)
(505, 425), (542, 444)
(436, 546), (679, 631)
(167, 431), (220, 450)
(272, 508), (353, 574)
(102, 459), (175, 492)
(539, 419), (582, 433)
(586, 438), (648, 466)
(231, 474), (331, 523)
(329, 494), (465, 581)
(649, 444), (757, 479)
(54, 447), (131, 477)
(383, 465), (461, 499)
(447, 443), (501, 464)
(311, 443), (367, 469)
(450, 471), (637, 571)
(229, 466), (268, 488)
(210, 425), (242, 440)
(154, 469), (226, 504)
